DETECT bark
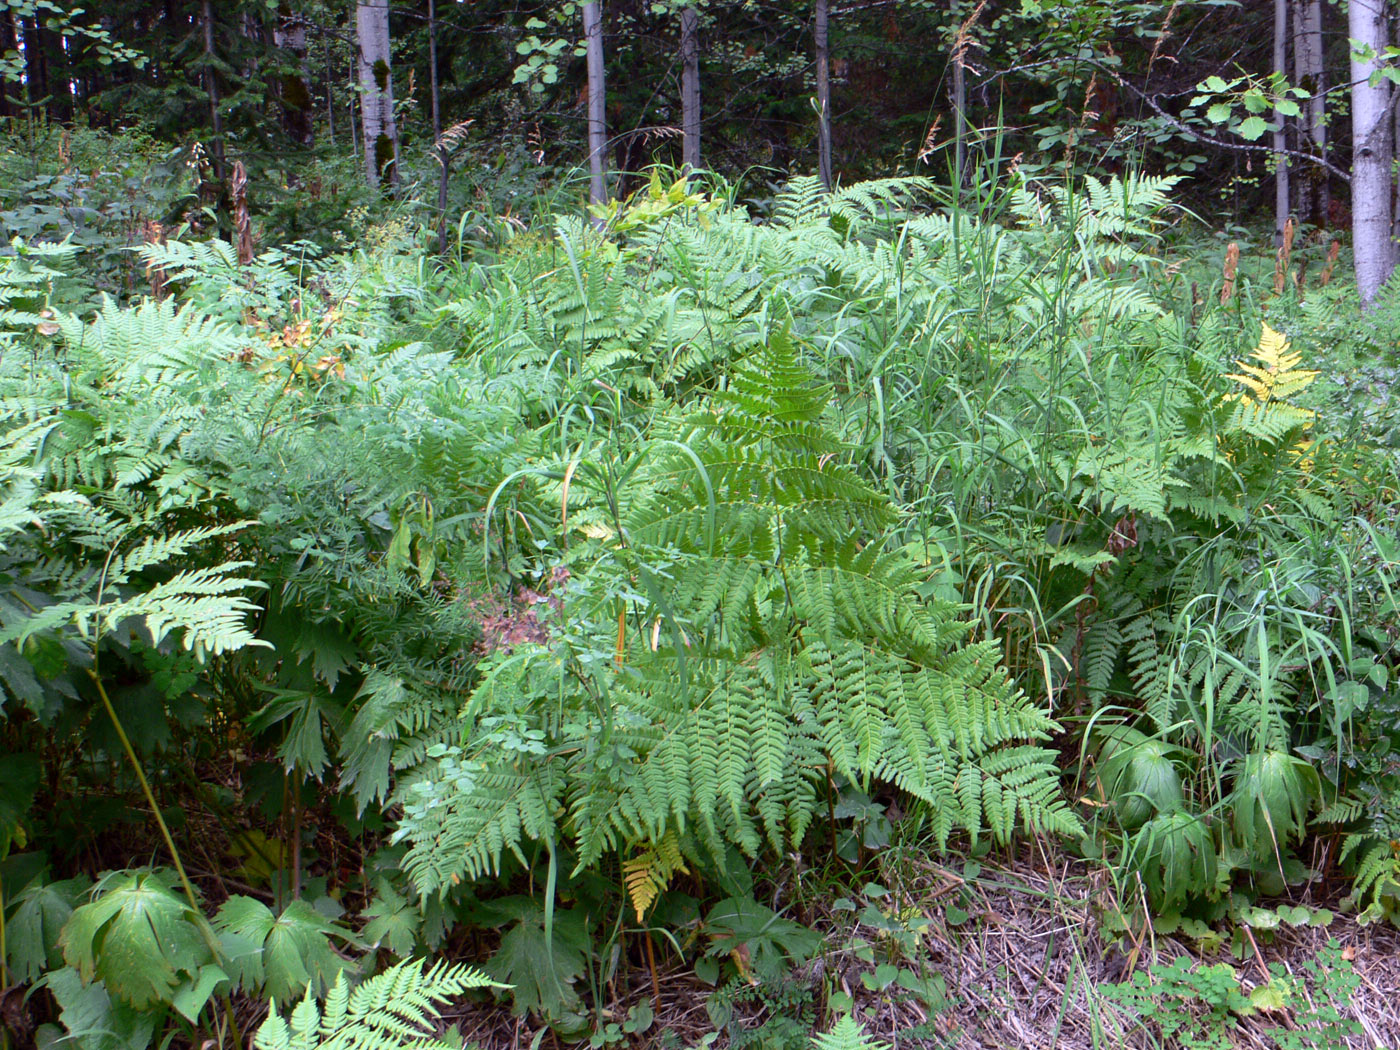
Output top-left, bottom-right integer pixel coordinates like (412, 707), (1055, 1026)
(324, 31), (336, 147)
(356, 0), (399, 190)
(1293, 0), (1327, 223)
(201, 0), (226, 184)
(681, 6), (701, 173)
(815, 0), (832, 189)
(430, 0), (449, 252)
(274, 5), (314, 147)
(1273, 0), (1290, 241)
(0, 11), (17, 119)
(951, 0), (967, 191)
(1349, 0), (1394, 307)
(583, 1), (607, 214)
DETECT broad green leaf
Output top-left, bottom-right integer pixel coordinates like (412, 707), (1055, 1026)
(43, 967), (157, 1050)
(1206, 103), (1233, 123)
(60, 871), (211, 1009)
(360, 880), (419, 957)
(1238, 116), (1269, 140)
(6, 875), (90, 981)
(485, 906), (591, 1019)
(214, 896), (354, 1005)
(170, 963), (229, 1024)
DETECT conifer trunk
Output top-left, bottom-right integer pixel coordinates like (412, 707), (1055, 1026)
(274, 5), (314, 147)
(200, 0), (226, 183)
(1349, 0), (1394, 306)
(681, 6), (701, 173)
(356, 0), (399, 190)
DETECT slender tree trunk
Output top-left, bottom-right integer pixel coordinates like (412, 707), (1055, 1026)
(583, 1), (607, 215)
(815, 0), (832, 188)
(430, 0), (449, 252)
(201, 0), (226, 184)
(274, 5), (314, 147)
(324, 31), (336, 147)
(1349, 0), (1394, 307)
(1293, 0), (1327, 223)
(951, 0), (967, 191)
(681, 6), (701, 173)
(1273, 0), (1290, 241)
(0, 11), (18, 119)
(356, 0), (399, 190)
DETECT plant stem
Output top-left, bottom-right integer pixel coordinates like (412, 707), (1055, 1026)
(87, 668), (242, 1050)
(88, 668), (200, 908)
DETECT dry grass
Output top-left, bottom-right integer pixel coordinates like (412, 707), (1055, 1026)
(446, 846), (1400, 1049)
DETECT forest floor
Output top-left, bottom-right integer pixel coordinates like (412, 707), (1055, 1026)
(442, 849), (1400, 1050)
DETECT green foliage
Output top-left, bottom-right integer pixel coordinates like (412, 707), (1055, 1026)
(810, 1017), (889, 1050)
(253, 958), (498, 1050)
(214, 897), (357, 1006)
(60, 870), (214, 1011)
(397, 329), (1077, 893)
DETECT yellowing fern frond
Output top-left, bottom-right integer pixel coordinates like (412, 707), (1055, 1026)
(1224, 324), (1318, 405)
(623, 832), (688, 921)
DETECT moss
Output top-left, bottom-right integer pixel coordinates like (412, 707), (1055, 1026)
(374, 132), (396, 184)
(372, 58), (390, 93)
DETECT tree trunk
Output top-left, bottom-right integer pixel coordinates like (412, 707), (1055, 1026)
(1273, 0), (1290, 241)
(201, 0), (226, 184)
(430, 0), (449, 252)
(274, 5), (314, 147)
(1293, 0), (1326, 223)
(583, 1), (607, 215)
(324, 30), (336, 147)
(1349, 0), (1393, 307)
(815, 0), (832, 189)
(951, 0), (967, 191)
(356, 0), (399, 190)
(681, 6), (700, 173)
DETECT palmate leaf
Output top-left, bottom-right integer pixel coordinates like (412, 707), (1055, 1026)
(59, 870), (212, 1010)
(477, 899), (591, 1020)
(214, 896), (358, 1006)
(6, 874), (91, 981)
(43, 966), (158, 1050)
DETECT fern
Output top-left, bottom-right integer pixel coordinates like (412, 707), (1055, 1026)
(810, 1016), (890, 1050)
(399, 331), (1078, 891)
(254, 959), (498, 1050)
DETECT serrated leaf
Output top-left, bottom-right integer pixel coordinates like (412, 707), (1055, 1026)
(360, 880), (419, 957)
(170, 964), (229, 1023)
(60, 871), (211, 1009)
(44, 967), (157, 1050)
(6, 875), (90, 981)
(485, 907), (590, 1019)
(214, 896), (354, 1006)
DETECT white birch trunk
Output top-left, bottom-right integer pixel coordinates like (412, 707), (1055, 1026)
(1273, 0), (1290, 240)
(583, 1), (607, 214)
(356, 0), (399, 189)
(1349, 0), (1394, 306)
(681, 6), (700, 173)
(815, 0), (832, 189)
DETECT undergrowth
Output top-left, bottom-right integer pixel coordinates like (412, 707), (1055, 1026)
(1, 166), (1398, 1048)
